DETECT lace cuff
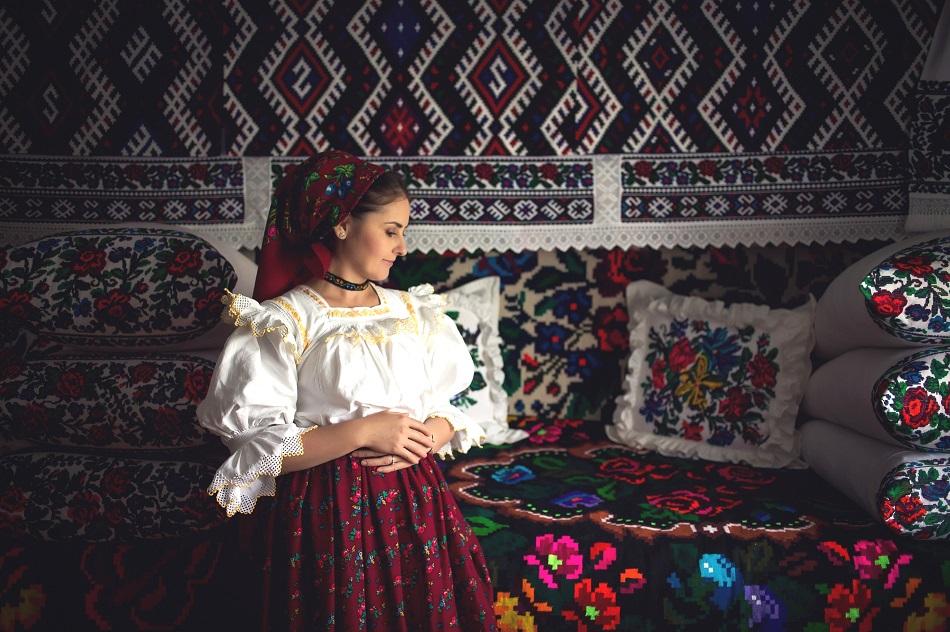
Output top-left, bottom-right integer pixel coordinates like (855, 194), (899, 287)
(425, 407), (486, 460)
(207, 424), (318, 517)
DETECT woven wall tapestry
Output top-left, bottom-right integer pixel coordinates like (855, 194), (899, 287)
(0, 1), (941, 251)
(909, 2), (950, 231)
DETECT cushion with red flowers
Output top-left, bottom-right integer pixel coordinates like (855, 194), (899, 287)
(0, 451), (225, 541)
(439, 276), (527, 445)
(802, 419), (949, 540)
(803, 347), (950, 452)
(814, 230), (950, 359)
(0, 226), (256, 351)
(606, 280), (815, 468)
(0, 354), (220, 449)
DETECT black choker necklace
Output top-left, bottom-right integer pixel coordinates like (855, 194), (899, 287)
(324, 270), (369, 291)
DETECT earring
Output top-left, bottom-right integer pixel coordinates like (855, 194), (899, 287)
(336, 228), (346, 239)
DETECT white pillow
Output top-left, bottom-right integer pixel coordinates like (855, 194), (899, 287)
(440, 276), (527, 445)
(606, 280), (815, 468)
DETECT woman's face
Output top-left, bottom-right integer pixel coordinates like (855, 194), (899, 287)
(334, 197), (410, 281)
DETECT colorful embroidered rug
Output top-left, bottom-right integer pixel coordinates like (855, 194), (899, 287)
(446, 417), (950, 631)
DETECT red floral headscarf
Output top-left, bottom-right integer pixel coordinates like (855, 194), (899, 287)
(252, 150), (386, 301)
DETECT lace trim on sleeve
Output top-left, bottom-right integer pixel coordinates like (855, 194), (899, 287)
(425, 410), (486, 460)
(207, 425), (319, 517)
(222, 288), (303, 364)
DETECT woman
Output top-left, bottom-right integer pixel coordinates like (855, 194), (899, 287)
(197, 150), (496, 630)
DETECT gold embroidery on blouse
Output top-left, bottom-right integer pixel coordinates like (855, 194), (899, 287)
(272, 297), (310, 351)
(221, 289), (302, 364)
(321, 291), (420, 346)
(298, 284), (390, 319)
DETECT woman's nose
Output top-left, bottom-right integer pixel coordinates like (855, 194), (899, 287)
(395, 235), (408, 256)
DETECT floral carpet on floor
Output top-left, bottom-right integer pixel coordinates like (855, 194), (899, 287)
(442, 417), (950, 631)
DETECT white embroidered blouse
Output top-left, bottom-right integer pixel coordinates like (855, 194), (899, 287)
(196, 282), (484, 518)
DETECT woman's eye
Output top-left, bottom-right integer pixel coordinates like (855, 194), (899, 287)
(387, 231), (397, 237)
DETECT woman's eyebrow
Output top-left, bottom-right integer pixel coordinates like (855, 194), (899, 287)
(384, 221), (405, 228)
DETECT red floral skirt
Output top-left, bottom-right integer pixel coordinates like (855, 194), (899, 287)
(244, 454), (496, 631)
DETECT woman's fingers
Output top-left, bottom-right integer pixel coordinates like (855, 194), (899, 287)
(351, 449), (386, 458)
(407, 426), (436, 449)
(374, 459), (415, 474)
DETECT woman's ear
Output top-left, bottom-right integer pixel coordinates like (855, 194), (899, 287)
(334, 217), (352, 239)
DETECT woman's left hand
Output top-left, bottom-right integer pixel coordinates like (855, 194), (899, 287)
(351, 449), (422, 473)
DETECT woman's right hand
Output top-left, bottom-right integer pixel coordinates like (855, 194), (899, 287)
(356, 411), (435, 464)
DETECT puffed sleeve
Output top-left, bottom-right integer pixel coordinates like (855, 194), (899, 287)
(196, 290), (315, 517)
(409, 284), (486, 459)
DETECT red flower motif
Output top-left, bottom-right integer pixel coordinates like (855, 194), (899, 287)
(67, 490), (103, 526)
(633, 160), (652, 178)
(879, 497), (894, 521)
(153, 406), (183, 440)
(0, 290), (33, 319)
(188, 163), (209, 182)
(131, 363), (157, 384)
(94, 290), (132, 322)
(123, 164), (145, 182)
(599, 457), (656, 485)
(870, 290), (907, 317)
(184, 367), (211, 403)
(527, 422), (562, 444)
(900, 387), (940, 429)
(593, 306), (629, 353)
(668, 339), (696, 372)
(168, 250), (202, 276)
(0, 485), (26, 514)
(832, 154), (853, 172)
(718, 386), (751, 421)
(748, 354), (777, 389)
(824, 580), (874, 632)
(893, 494), (926, 528)
(563, 579), (621, 631)
(70, 250), (106, 275)
(475, 163), (494, 181)
(195, 287), (224, 315)
(592, 248), (667, 297)
(540, 163), (559, 181)
(716, 464), (775, 487)
(697, 160), (717, 177)
(646, 489), (710, 515)
(892, 256), (934, 277)
(101, 467), (133, 497)
(764, 156), (784, 174)
(410, 163), (429, 180)
(681, 420), (703, 441)
(57, 369), (85, 399)
(651, 357), (667, 389)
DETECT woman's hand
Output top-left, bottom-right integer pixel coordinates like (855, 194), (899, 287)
(351, 448), (420, 473)
(355, 410), (435, 466)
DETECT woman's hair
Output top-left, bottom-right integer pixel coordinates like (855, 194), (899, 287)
(351, 170), (409, 218)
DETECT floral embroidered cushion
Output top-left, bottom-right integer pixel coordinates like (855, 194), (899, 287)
(814, 231), (950, 359)
(0, 226), (256, 351)
(0, 451), (225, 541)
(0, 354), (220, 449)
(441, 276), (527, 445)
(607, 280), (815, 468)
(803, 347), (950, 453)
(802, 419), (949, 540)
